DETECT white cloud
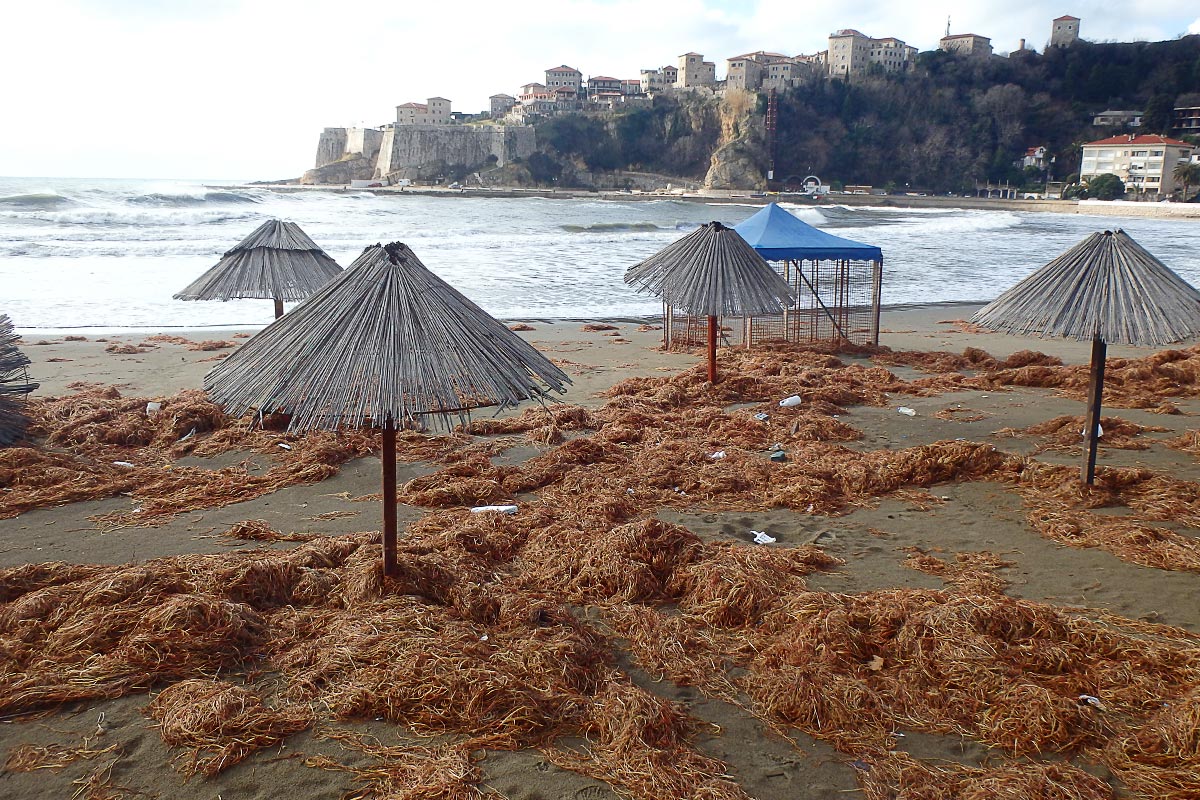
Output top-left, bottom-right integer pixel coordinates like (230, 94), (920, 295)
(1, 0), (1197, 180)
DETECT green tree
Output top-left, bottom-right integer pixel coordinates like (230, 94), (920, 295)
(1085, 173), (1125, 200)
(1173, 162), (1200, 200)
(1142, 94), (1176, 134)
(526, 152), (562, 185)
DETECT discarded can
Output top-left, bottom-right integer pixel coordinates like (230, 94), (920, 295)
(779, 395), (803, 408)
(470, 505), (519, 514)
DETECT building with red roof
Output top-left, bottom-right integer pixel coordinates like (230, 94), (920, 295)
(1052, 15), (1080, 47)
(1080, 134), (1193, 198)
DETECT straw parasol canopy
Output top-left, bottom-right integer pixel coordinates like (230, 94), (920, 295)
(205, 241), (570, 575)
(0, 314), (39, 447)
(972, 229), (1200, 484)
(625, 221), (792, 381)
(175, 219), (343, 318)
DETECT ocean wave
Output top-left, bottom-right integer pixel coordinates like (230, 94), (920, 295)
(560, 222), (666, 233)
(823, 203), (962, 215)
(0, 192), (76, 209)
(771, 204), (828, 225)
(125, 190), (262, 207)
(893, 210), (1022, 233)
(18, 208), (262, 227)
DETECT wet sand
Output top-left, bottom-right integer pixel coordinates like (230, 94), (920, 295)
(3, 304), (1199, 799)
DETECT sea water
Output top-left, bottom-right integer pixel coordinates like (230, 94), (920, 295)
(1, 176), (1197, 333)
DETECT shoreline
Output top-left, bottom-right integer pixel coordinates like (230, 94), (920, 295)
(20, 302), (1200, 399)
(240, 182), (1200, 220)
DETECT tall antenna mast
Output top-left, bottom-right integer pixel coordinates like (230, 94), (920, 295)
(765, 88), (778, 187)
(945, 16), (951, 37)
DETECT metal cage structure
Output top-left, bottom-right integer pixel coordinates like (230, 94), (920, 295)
(662, 304), (744, 351)
(733, 203), (883, 348)
(744, 257), (882, 346)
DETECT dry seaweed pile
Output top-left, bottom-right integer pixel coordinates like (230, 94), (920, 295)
(145, 679), (311, 776)
(10, 513), (1192, 797)
(0, 527), (764, 797)
(5, 340), (1200, 797)
(306, 729), (484, 800)
(0, 386), (470, 524)
(996, 414), (1170, 454)
(884, 343), (1200, 412)
(1016, 460), (1200, 573)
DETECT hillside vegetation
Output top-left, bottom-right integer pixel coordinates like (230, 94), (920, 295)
(521, 36), (1200, 192)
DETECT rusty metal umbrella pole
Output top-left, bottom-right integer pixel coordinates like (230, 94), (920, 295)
(382, 422), (398, 574)
(1082, 335), (1106, 485)
(625, 221), (792, 383)
(205, 242), (570, 577)
(706, 316), (718, 382)
(972, 229), (1200, 486)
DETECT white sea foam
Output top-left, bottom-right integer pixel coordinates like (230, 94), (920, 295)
(2, 177), (1197, 331)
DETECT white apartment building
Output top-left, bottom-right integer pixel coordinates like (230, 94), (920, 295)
(827, 30), (916, 78)
(675, 52), (716, 88)
(1080, 134), (1194, 198)
(395, 97), (452, 125)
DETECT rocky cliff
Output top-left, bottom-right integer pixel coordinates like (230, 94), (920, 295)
(304, 124), (535, 185)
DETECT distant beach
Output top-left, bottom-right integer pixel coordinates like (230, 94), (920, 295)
(249, 180), (1200, 219)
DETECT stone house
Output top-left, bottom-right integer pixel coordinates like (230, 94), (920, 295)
(675, 53), (716, 88)
(544, 65), (583, 93)
(1051, 15), (1080, 47)
(395, 97), (452, 126)
(639, 65), (678, 94)
(827, 30), (916, 78)
(489, 94), (516, 117)
(939, 33), (993, 58)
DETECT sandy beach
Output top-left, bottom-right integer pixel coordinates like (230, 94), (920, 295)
(3, 305), (1200, 799)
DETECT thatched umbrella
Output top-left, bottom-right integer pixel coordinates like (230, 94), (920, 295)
(0, 314), (39, 447)
(625, 221), (792, 382)
(972, 229), (1200, 484)
(175, 219), (343, 319)
(205, 241), (570, 575)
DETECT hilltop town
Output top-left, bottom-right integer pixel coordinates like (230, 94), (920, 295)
(304, 14), (1200, 200)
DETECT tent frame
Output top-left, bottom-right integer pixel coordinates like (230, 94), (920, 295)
(744, 256), (883, 347)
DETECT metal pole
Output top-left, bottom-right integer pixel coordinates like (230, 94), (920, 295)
(1082, 336), (1106, 485)
(273, 297), (285, 319)
(382, 421), (399, 576)
(707, 315), (718, 383)
(871, 259), (883, 347)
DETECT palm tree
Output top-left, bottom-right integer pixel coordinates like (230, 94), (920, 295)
(1172, 162), (1200, 201)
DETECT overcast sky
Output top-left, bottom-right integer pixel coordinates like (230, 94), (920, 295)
(4, 0), (1199, 181)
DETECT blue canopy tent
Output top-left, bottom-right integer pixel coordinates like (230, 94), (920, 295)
(733, 203), (884, 346)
